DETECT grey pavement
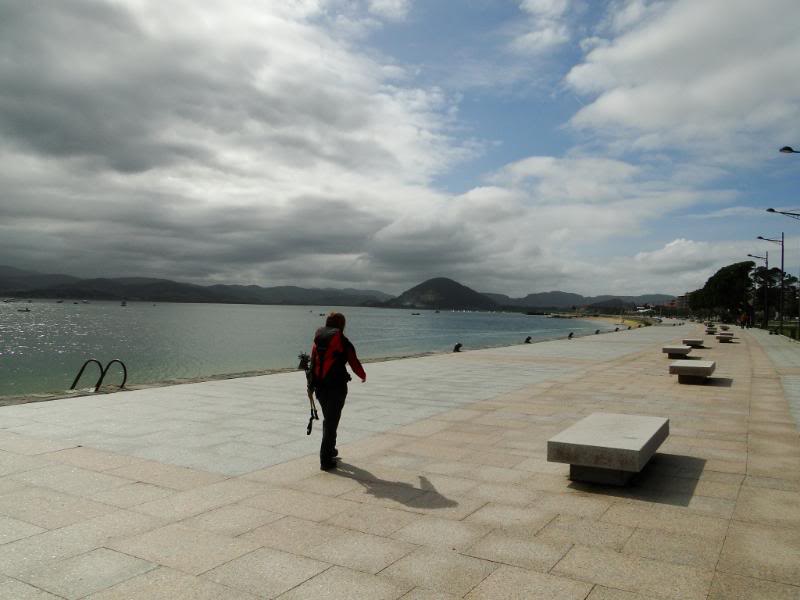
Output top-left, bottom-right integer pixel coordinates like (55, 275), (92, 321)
(1, 324), (692, 476)
(1, 320), (799, 599)
(747, 327), (800, 429)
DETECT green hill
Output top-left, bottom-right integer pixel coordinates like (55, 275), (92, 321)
(385, 277), (497, 310)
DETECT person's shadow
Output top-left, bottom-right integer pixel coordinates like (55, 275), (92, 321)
(332, 462), (458, 510)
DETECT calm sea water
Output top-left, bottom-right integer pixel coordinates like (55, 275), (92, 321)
(0, 301), (614, 397)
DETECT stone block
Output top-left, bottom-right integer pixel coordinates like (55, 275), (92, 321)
(669, 360), (715, 384)
(547, 413), (669, 484)
(682, 338), (704, 348)
(662, 345), (692, 358)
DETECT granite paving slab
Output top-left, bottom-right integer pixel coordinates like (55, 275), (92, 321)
(0, 323), (799, 598)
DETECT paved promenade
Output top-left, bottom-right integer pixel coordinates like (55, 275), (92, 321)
(0, 323), (799, 599)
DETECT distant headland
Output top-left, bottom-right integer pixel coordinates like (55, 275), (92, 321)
(0, 266), (673, 311)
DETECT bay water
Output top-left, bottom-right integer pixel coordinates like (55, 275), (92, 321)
(0, 301), (614, 397)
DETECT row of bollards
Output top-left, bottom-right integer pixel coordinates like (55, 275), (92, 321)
(451, 325), (640, 352)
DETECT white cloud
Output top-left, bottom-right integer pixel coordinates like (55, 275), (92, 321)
(367, 0), (410, 21)
(601, 0), (667, 34)
(567, 0), (800, 162)
(686, 206), (766, 220)
(570, 236), (795, 295)
(520, 0), (569, 18)
(509, 0), (572, 55)
(509, 26), (570, 54)
(0, 0), (786, 299)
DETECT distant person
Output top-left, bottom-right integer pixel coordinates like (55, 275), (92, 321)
(308, 312), (366, 470)
(524, 336), (532, 344)
(453, 342), (462, 352)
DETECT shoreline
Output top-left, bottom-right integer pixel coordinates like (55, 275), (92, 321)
(0, 315), (639, 408)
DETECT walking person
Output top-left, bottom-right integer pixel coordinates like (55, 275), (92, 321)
(308, 312), (366, 470)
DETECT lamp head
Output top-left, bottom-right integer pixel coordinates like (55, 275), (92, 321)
(767, 208), (776, 213)
(779, 146), (797, 153)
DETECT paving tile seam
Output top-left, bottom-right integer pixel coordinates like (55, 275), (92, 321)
(8, 323), (797, 600)
(712, 565), (800, 590)
(271, 565), (342, 600)
(1, 573), (69, 600)
(458, 563), (499, 599)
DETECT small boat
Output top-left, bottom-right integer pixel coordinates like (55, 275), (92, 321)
(56, 300), (63, 304)
(121, 300), (127, 306)
(17, 307), (30, 312)
(411, 312), (420, 315)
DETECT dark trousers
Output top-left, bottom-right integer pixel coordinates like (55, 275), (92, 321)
(316, 386), (346, 465)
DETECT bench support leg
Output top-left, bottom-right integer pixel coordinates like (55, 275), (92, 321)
(569, 465), (635, 485)
(677, 374), (707, 384)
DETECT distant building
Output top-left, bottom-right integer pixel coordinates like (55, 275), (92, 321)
(663, 294), (687, 312)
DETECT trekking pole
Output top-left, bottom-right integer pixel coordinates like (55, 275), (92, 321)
(299, 352), (319, 435)
(306, 388), (319, 435)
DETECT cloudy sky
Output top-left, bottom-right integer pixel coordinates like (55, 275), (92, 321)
(1, 0), (799, 296)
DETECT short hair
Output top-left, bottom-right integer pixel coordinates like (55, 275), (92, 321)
(325, 312), (346, 330)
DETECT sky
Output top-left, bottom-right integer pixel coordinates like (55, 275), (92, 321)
(1, 0), (799, 297)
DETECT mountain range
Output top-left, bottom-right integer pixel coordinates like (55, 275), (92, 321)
(1, 266), (673, 309)
(0, 266), (391, 306)
(483, 291), (673, 309)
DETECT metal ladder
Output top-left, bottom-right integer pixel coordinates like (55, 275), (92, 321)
(70, 359), (128, 392)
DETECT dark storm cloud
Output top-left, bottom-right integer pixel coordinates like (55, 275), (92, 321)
(0, 0), (466, 290)
(367, 220), (480, 271)
(0, 1), (411, 175)
(0, 171), (390, 279)
(3, 1), (726, 296)
(0, 1), (213, 171)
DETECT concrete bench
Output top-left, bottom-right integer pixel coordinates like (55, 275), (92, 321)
(682, 338), (704, 348)
(669, 359), (716, 383)
(705, 328), (717, 335)
(547, 413), (670, 485)
(716, 333), (734, 343)
(719, 325), (730, 331)
(662, 344), (691, 358)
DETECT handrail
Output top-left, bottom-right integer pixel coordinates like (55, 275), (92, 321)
(70, 359), (104, 390)
(69, 358), (127, 392)
(94, 359), (127, 392)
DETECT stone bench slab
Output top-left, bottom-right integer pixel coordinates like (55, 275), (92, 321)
(547, 412), (670, 485)
(669, 359), (716, 383)
(682, 338), (704, 347)
(716, 334), (734, 343)
(662, 345), (691, 358)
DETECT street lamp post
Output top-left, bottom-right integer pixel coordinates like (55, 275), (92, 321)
(771, 146), (799, 336)
(748, 253), (769, 329)
(758, 234), (785, 334)
(766, 208), (800, 220)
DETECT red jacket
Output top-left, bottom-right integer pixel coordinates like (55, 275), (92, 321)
(310, 327), (366, 388)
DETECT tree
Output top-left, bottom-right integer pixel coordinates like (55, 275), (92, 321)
(689, 261), (754, 321)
